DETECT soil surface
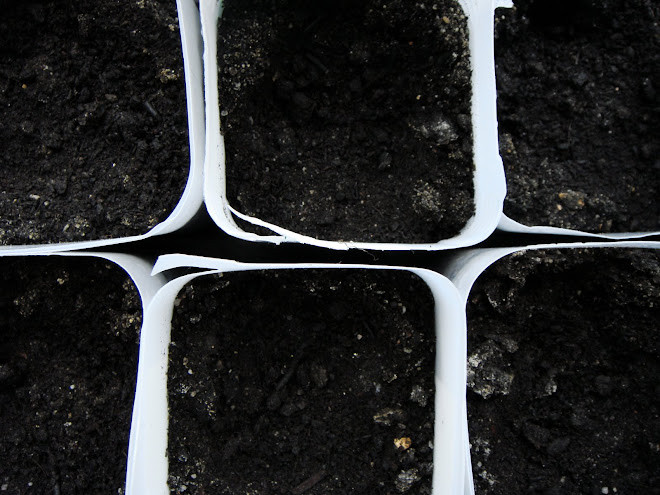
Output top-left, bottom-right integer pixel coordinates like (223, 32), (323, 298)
(218, 0), (474, 243)
(0, 0), (190, 245)
(495, 0), (660, 233)
(0, 257), (142, 494)
(466, 248), (660, 494)
(168, 269), (436, 494)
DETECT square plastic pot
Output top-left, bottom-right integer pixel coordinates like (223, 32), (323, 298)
(0, 252), (164, 494)
(441, 240), (660, 494)
(126, 255), (469, 495)
(494, 1), (659, 239)
(201, 0), (510, 250)
(0, 0), (205, 251)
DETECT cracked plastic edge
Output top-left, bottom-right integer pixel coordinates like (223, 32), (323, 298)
(202, 0), (507, 251)
(127, 255), (468, 495)
(441, 239), (660, 495)
(0, 0), (205, 254)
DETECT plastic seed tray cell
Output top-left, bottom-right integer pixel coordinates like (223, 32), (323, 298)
(0, 0), (190, 244)
(167, 269), (436, 494)
(0, 257), (142, 493)
(495, 0), (660, 233)
(216, 0), (474, 243)
(465, 248), (660, 494)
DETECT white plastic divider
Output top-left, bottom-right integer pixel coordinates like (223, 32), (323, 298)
(66, 252), (167, 310)
(126, 254), (470, 495)
(440, 239), (660, 495)
(497, 215), (660, 240)
(444, 240), (660, 305)
(0, 0), (205, 255)
(201, 0), (509, 251)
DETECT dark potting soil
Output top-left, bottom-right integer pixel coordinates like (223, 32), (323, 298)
(466, 248), (660, 494)
(0, 257), (142, 494)
(168, 270), (436, 494)
(0, 0), (190, 245)
(495, 0), (660, 233)
(218, 0), (474, 243)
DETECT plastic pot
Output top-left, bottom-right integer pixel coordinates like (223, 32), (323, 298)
(126, 255), (469, 495)
(493, 1), (659, 238)
(441, 240), (660, 494)
(0, 0), (205, 251)
(201, 0), (511, 250)
(0, 252), (166, 494)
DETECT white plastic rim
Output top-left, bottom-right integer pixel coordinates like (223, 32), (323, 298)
(444, 240), (660, 306)
(440, 239), (660, 495)
(497, 215), (660, 240)
(126, 255), (469, 495)
(147, 0), (206, 237)
(202, 0), (508, 251)
(0, 0), (205, 254)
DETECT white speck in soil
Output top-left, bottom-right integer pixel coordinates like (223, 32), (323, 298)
(410, 384), (428, 407)
(395, 468), (421, 492)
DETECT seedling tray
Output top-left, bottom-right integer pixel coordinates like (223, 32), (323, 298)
(0, 0), (657, 493)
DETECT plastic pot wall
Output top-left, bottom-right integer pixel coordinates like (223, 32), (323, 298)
(201, 0), (509, 251)
(0, 0), (205, 253)
(0, 252), (166, 494)
(126, 256), (469, 495)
